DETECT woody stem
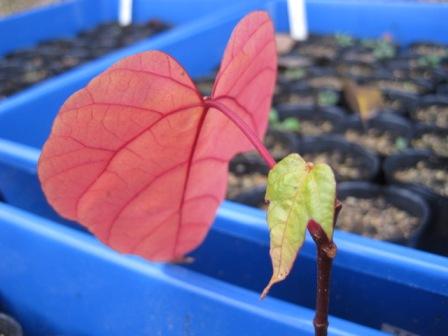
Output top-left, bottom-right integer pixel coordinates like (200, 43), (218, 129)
(307, 201), (342, 336)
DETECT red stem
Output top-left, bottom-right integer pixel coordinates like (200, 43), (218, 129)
(307, 201), (342, 336)
(203, 99), (276, 169)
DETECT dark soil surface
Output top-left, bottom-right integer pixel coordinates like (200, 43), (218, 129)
(263, 131), (295, 159)
(300, 119), (336, 136)
(394, 161), (448, 197)
(215, 31), (448, 252)
(412, 104), (448, 128)
(344, 128), (407, 156)
(337, 196), (420, 240)
(0, 313), (22, 336)
(227, 172), (266, 199)
(308, 75), (343, 91)
(412, 132), (448, 157)
(276, 92), (315, 106)
(302, 151), (368, 181)
(371, 79), (425, 95)
(0, 20), (170, 100)
(336, 62), (375, 79)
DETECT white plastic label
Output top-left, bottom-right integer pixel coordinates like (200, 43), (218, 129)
(287, 0), (308, 41)
(119, 0), (133, 26)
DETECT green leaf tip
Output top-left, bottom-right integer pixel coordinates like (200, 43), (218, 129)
(261, 154), (336, 299)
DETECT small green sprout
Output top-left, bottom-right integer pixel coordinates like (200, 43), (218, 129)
(284, 68), (306, 80)
(269, 109), (301, 132)
(417, 55), (442, 68)
(335, 33), (354, 48)
(317, 90), (339, 106)
(395, 137), (408, 151)
(361, 38), (395, 60)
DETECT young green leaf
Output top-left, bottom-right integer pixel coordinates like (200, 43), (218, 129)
(269, 109), (279, 124)
(261, 154), (336, 298)
(304, 163), (337, 240)
(281, 118), (301, 132)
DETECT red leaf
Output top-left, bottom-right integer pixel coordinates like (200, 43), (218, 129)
(210, 11), (277, 156)
(38, 11), (276, 261)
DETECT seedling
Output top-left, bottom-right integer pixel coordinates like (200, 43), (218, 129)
(270, 108), (301, 132)
(335, 33), (354, 48)
(395, 137), (408, 151)
(38, 12), (338, 336)
(317, 90), (339, 106)
(361, 38), (396, 60)
(417, 54), (442, 68)
(283, 67), (306, 80)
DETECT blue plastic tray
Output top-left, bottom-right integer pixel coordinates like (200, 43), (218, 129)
(0, 202), (386, 336)
(270, 0), (448, 44)
(0, 0), (257, 56)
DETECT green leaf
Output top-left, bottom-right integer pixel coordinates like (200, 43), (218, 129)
(335, 33), (354, 47)
(269, 108), (279, 124)
(394, 137), (408, 151)
(261, 154), (336, 298)
(284, 68), (306, 80)
(281, 117), (300, 132)
(304, 163), (336, 239)
(317, 90), (339, 106)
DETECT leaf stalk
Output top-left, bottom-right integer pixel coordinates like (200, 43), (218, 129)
(203, 99), (276, 169)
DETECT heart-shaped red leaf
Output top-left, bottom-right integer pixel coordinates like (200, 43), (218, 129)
(38, 11), (276, 261)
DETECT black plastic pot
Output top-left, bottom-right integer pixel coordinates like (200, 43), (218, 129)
(229, 153), (270, 177)
(0, 60), (24, 76)
(334, 60), (388, 81)
(406, 41), (448, 57)
(307, 73), (344, 92)
(229, 129), (297, 174)
(276, 104), (346, 138)
(227, 156), (268, 205)
(340, 41), (398, 64)
(360, 75), (433, 97)
(0, 20), (170, 99)
(382, 89), (419, 117)
(383, 150), (448, 254)
(277, 53), (314, 69)
(4, 48), (36, 62)
(411, 124), (448, 158)
(273, 86), (316, 106)
(274, 84), (341, 107)
(409, 95), (448, 128)
(384, 56), (441, 84)
(0, 313), (22, 336)
(276, 60), (314, 87)
(296, 135), (380, 182)
(263, 129), (298, 159)
(339, 113), (413, 158)
(437, 83), (448, 95)
(279, 69), (344, 104)
(293, 41), (340, 66)
(228, 129), (297, 205)
(337, 181), (430, 247)
(228, 185), (267, 209)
